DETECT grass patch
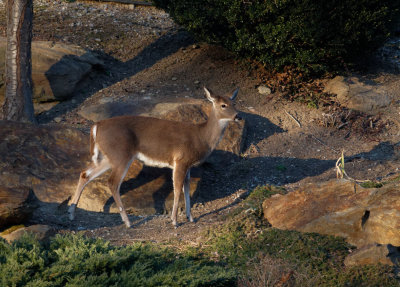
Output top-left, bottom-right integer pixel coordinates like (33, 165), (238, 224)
(360, 181), (384, 188)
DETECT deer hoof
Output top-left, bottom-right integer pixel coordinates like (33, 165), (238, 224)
(172, 220), (178, 229)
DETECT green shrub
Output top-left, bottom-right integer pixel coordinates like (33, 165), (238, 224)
(153, 0), (400, 75)
(0, 234), (236, 287)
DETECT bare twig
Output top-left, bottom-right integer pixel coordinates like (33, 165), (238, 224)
(337, 122), (348, 129)
(285, 110), (301, 127)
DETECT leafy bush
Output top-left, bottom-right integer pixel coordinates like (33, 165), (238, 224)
(153, 0), (400, 75)
(0, 233), (236, 287)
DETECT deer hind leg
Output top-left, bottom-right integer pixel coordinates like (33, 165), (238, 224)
(183, 169), (193, 222)
(108, 158), (134, 228)
(171, 162), (189, 227)
(68, 157), (111, 220)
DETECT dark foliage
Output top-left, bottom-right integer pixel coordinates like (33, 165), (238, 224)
(153, 0), (400, 75)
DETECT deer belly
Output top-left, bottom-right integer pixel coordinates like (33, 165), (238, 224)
(136, 152), (172, 168)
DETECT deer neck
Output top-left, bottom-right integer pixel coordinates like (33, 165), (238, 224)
(200, 108), (229, 151)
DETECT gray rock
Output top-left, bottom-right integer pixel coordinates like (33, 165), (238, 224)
(0, 38), (104, 105)
(258, 85), (272, 95)
(344, 244), (400, 266)
(324, 76), (392, 114)
(378, 37), (400, 72)
(78, 102), (143, 122)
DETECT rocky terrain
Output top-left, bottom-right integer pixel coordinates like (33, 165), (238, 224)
(0, 0), (400, 261)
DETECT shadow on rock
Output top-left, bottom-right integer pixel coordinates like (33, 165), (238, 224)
(37, 31), (194, 123)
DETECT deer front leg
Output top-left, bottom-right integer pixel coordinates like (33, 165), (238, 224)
(171, 163), (188, 228)
(183, 169), (193, 222)
(69, 160), (110, 220)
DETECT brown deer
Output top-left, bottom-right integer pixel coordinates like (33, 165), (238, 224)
(68, 87), (240, 228)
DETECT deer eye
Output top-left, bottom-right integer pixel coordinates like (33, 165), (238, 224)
(221, 104), (227, 108)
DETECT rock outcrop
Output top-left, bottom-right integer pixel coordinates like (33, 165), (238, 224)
(324, 76), (392, 114)
(0, 38), (104, 106)
(263, 179), (400, 248)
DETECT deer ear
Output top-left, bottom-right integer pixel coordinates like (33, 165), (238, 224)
(230, 88), (239, 101)
(204, 87), (216, 103)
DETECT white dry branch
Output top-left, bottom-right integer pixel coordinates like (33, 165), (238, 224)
(285, 110), (301, 127)
(335, 150), (368, 183)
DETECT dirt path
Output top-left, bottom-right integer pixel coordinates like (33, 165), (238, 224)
(2, 0), (400, 245)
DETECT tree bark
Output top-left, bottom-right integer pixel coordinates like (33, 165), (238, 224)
(3, 0), (35, 123)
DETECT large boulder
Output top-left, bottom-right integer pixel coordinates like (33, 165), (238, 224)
(263, 179), (400, 248)
(0, 38), (104, 105)
(324, 76), (392, 114)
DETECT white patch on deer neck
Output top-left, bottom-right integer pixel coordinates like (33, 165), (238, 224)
(218, 119), (231, 129)
(137, 152), (172, 168)
(91, 125), (99, 165)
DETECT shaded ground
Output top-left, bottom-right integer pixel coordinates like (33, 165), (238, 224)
(1, 0), (400, 245)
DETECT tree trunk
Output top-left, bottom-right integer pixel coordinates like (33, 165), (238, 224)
(2, 0), (35, 123)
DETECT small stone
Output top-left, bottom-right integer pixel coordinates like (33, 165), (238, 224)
(99, 97), (113, 104)
(192, 44), (200, 49)
(95, 38), (101, 42)
(171, 77), (177, 81)
(258, 85), (271, 95)
(344, 244), (399, 266)
(194, 80), (200, 85)
(54, 117), (62, 123)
